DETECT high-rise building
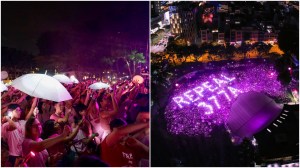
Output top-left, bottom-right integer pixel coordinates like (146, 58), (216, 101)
(230, 29), (243, 43)
(170, 13), (182, 35)
(151, 1), (164, 17)
(169, 3), (198, 44)
(181, 10), (197, 44)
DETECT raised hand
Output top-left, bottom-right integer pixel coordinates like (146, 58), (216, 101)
(62, 125), (71, 137)
(33, 107), (39, 117)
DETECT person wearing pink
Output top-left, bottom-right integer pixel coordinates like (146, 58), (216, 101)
(1, 98), (37, 167)
(100, 118), (149, 167)
(50, 102), (71, 123)
(22, 117), (71, 167)
(40, 119), (83, 166)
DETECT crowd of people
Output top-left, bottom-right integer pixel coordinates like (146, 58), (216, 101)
(1, 77), (149, 167)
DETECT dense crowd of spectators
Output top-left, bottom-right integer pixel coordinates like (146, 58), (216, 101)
(1, 78), (149, 167)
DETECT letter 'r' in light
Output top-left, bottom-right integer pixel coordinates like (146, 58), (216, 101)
(173, 96), (190, 108)
(184, 90), (199, 102)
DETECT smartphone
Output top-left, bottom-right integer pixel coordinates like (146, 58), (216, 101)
(7, 110), (13, 119)
(109, 87), (114, 93)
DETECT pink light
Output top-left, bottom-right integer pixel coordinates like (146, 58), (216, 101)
(228, 86), (243, 97)
(183, 90), (193, 101)
(184, 90), (199, 102)
(173, 96), (190, 108)
(30, 151), (35, 157)
(213, 78), (228, 87)
(193, 86), (204, 97)
(197, 102), (213, 115)
(166, 64), (286, 137)
(288, 67), (292, 70)
(221, 74), (235, 82)
(208, 95), (220, 109)
(217, 90), (231, 101)
(175, 83), (179, 87)
(202, 81), (218, 92)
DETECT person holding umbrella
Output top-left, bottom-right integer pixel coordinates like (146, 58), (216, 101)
(1, 97), (38, 167)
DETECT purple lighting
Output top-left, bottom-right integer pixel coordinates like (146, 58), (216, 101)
(165, 64), (287, 136)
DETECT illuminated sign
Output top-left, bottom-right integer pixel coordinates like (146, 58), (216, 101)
(165, 64), (286, 136)
(173, 75), (241, 113)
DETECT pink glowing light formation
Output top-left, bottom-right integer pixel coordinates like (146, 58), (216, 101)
(173, 75), (241, 110)
(202, 13), (213, 23)
(165, 64), (288, 136)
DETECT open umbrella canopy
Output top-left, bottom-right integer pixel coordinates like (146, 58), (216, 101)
(1, 81), (8, 92)
(228, 91), (283, 138)
(70, 75), (79, 84)
(53, 74), (73, 85)
(12, 73), (72, 102)
(89, 82), (110, 90)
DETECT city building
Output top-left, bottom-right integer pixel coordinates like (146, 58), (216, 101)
(170, 13), (182, 35)
(151, 1), (164, 17)
(164, 1), (286, 46)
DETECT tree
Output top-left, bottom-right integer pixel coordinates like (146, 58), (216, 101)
(102, 57), (115, 71)
(123, 50), (145, 77)
(129, 50), (145, 76)
(278, 25), (299, 57)
(276, 25), (299, 85)
(151, 52), (163, 63)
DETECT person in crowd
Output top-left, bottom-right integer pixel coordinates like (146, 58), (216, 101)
(37, 99), (54, 125)
(100, 118), (149, 167)
(88, 91), (118, 144)
(64, 99), (77, 126)
(40, 119), (83, 166)
(1, 75), (149, 167)
(1, 97), (38, 167)
(70, 103), (99, 155)
(50, 102), (71, 123)
(22, 117), (71, 167)
(132, 107), (150, 146)
(74, 155), (108, 167)
(74, 103), (92, 137)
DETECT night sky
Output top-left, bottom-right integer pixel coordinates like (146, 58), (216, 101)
(1, 1), (149, 55)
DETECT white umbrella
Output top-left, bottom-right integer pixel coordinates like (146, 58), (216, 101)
(12, 74), (72, 102)
(70, 75), (79, 84)
(1, 81), (8, 92)
(53, 74), (73, 85)
(89, 82), (110, 90)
